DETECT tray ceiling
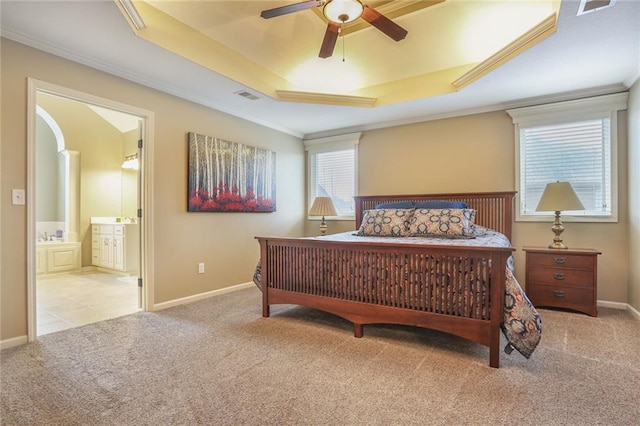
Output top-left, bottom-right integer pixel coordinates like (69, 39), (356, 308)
(121, 0), (560, 107)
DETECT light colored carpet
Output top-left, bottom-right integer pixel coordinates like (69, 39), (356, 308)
(1, 287), (639, 425)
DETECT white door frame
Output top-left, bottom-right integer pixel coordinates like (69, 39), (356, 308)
(26, 78), (155, 341)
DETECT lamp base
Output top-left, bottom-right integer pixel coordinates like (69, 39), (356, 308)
(548, 210), (568, 250)
(548, 241), (568, 250)
(319, 216), (327, 235)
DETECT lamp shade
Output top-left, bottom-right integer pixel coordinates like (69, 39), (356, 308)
(535, 181), (585, 212)
(309, 197), (338, 217)
(323, 0), (364, 24)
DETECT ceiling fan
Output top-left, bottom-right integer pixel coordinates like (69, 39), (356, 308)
(260, 0), (408, 59)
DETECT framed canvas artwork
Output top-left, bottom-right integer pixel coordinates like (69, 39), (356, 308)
(188, 132), (276, 212)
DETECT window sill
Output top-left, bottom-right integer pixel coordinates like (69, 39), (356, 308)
(516, 214), (618, 223)
(307, 215), (355, 221)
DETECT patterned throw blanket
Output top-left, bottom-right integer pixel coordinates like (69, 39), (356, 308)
(253, 228), (542, 359)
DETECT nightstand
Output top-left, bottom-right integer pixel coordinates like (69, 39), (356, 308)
(523, 247), (601, 317)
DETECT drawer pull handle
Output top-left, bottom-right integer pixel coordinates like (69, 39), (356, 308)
(553, 290), (565, 298)
(553, 257), (566, 264)
(553, 273), (565, 280)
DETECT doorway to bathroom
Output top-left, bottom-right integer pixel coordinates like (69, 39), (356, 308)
(27, 79), (154, 339)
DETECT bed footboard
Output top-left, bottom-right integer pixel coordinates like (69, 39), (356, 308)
(256, 237), (514, 368)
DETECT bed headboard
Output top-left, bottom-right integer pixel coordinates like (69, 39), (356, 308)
(354, 191), (516, 240)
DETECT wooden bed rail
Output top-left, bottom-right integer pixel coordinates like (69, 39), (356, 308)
(256, 236), (514, 367)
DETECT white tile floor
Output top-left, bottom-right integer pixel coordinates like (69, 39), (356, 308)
(36, 271), (140, 336)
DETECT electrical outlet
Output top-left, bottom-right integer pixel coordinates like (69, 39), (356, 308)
(198, 263), (205, 274)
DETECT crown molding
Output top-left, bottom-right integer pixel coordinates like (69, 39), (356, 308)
(624, 63), (640, 88)
(276, 90), (377, 107)
(453, 13), (558, 89)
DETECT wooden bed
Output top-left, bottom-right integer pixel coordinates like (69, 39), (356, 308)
(255, 191), (517, 368)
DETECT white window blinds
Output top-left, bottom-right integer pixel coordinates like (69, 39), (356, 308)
(519, 118), (611, 216)
(310, 150), (355, 216)
(304, 133), (360, 218)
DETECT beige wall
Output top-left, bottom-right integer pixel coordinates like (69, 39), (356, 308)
(628, 79), (640, 311)
(311, 109), (631, 304)
(1, 39), (305, 341)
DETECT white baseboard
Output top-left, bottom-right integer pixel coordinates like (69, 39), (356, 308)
(0, 335), (28, 351)
(597, 300), (628, 310)
(626, 304), (640, 320)
(597, 300), (640, 320)
(152, 281), (256, 311)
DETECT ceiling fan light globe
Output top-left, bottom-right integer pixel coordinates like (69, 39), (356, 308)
(323, 0), (364, 24)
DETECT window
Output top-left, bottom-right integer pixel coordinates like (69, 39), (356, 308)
(521, 118), (611, 216)
(304, 133), (360, 218)
(508, 93), (627, 222)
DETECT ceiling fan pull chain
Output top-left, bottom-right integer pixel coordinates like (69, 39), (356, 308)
(341, 27), (345, 62)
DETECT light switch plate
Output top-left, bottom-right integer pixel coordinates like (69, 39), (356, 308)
(12, 189), (25, 205)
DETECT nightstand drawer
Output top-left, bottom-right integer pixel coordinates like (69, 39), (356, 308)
(526, 252), (594, 270)
(527, 268), (594, 287)
(527, 284), (594, 311)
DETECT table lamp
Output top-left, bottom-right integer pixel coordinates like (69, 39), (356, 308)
(535, 181), (585, 249)
(309, 196), (338, 235)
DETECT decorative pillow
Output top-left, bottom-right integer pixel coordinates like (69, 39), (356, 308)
(408, 208), (477, 238)
(375, 201), (415, 209)
(414, 200), (468, 209)
(357, 209), (414, 237)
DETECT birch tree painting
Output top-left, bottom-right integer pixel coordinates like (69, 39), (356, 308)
(188, 132), (276, 212)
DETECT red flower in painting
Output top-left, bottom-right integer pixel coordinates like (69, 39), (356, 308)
(226, 203), (244, 211)
(202, 199), (220, 211)
(189, 195), (203, 210)
(260, 199), (274, 209)
(197, 188), (209, 200)
(246, 186), (255, 200)
(218, 192), (231, 204)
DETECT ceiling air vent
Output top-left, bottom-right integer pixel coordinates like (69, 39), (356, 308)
(577, 0), (616, 16)
(235, 90), (260, 101)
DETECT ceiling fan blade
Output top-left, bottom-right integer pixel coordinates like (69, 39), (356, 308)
(319, 22), (340, 58)
(261, 0), (324, 19)
(361, 5), (408, 41)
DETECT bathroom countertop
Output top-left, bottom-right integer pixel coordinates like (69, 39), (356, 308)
(90, 217), (138, 225)
(36, 240), (80, 245)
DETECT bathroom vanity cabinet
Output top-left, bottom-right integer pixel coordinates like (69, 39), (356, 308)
(91, 222), (139, 273)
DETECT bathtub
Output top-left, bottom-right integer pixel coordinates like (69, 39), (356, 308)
(36, 241), (81, 275)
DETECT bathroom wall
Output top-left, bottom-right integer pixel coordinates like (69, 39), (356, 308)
(37, 93), (130, 266)
(121, 129), (139, 219)
(35, 115), (61, 222)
